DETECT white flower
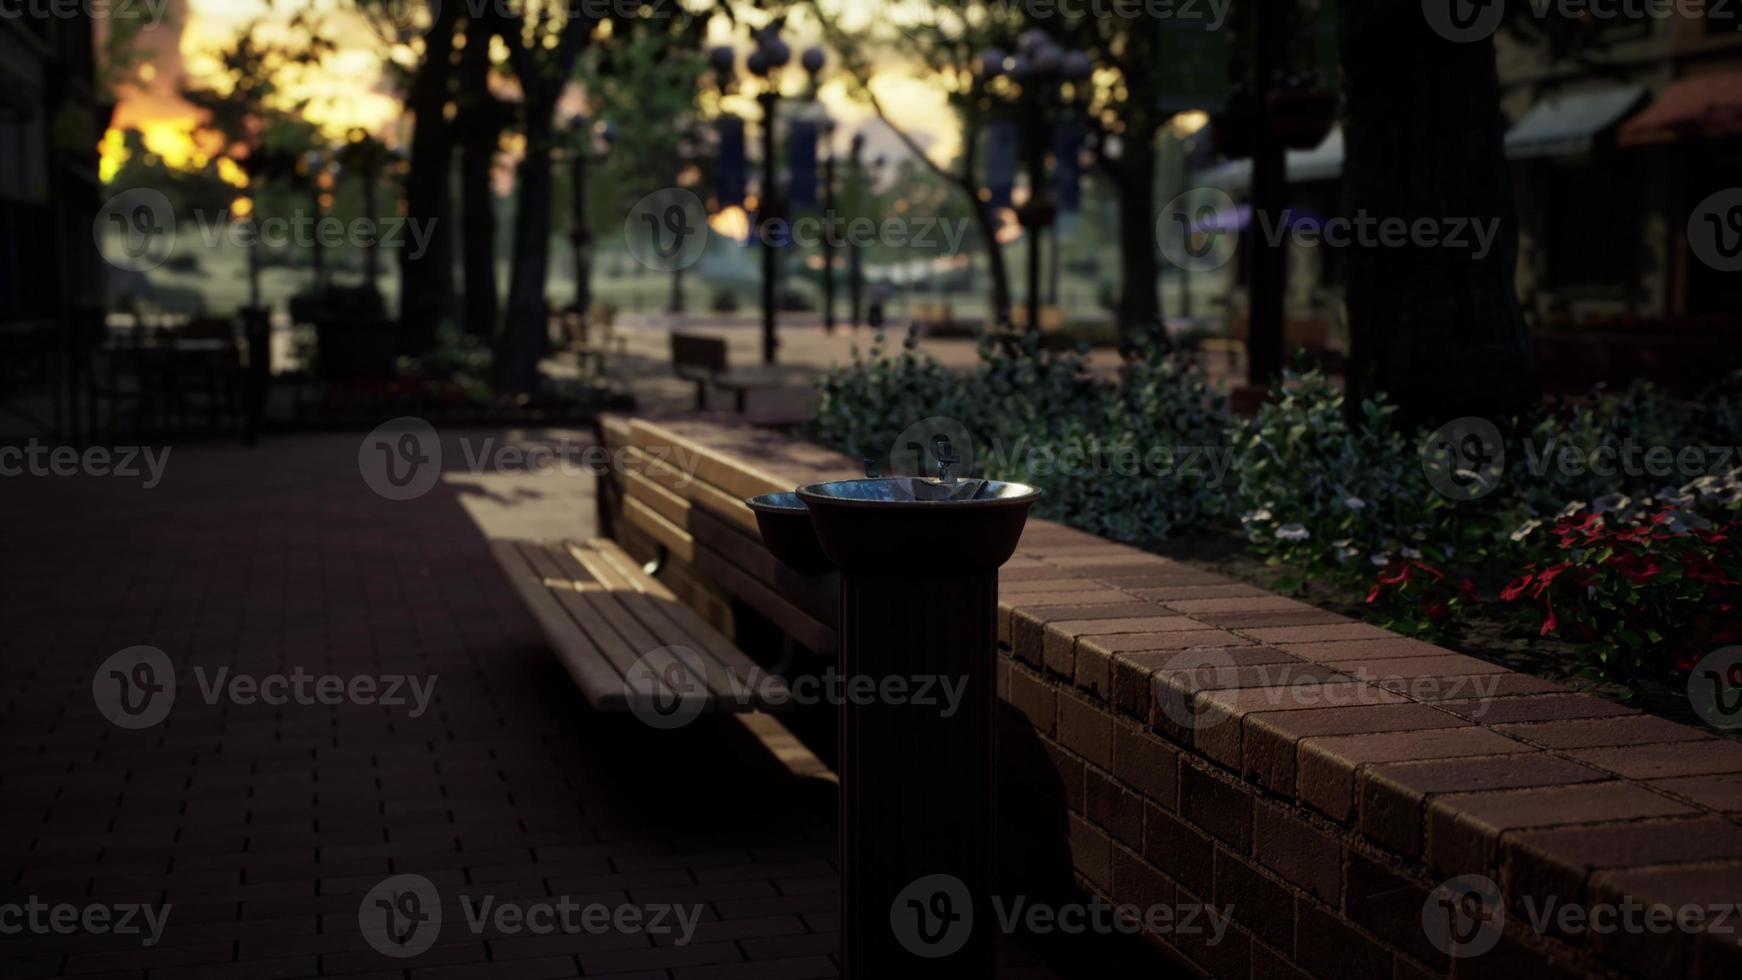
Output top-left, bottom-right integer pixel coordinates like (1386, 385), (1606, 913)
(1558, 500), (1587, 518)
(1241, 508), (1273, 524)
(1592, 494), (1631, 514)
(1344, 496), (1367, 511)
(1400, 547), (1422, 559)
(1275, 523), (1310, 542)
(1369, 552), (1391, 567)
(1336, 546), (1359, 563)
(1509, 519), (1542, 542)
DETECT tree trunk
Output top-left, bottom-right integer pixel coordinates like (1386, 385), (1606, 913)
(968, 196), (1011, 327)
(499, 105), (556, 394)
(457, 20), (503, 340)
(1114, 130), (1164, 346)
(398, 4), (459, 352)
(1338, 0), (1537, 428)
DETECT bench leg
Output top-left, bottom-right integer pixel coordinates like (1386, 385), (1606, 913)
(693, 380), (707, 412)
(735, 388), (747, 414)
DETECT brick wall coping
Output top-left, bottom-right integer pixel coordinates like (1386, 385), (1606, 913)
(607, 415), (1742, 978)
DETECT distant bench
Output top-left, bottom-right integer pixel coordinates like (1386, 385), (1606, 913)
(489, 535), (787, 716)
(670, 332), (782, 413)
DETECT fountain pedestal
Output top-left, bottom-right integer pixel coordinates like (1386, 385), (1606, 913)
(759, 478), (1039, 979)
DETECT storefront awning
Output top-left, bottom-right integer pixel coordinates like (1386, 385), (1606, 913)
(1192, 126), (1344, 191)
(1619, 72), (1742, 146)
(1505, 85), (1648, 158)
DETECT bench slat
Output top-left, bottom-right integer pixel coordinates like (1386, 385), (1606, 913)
(488, 541), (628, 710)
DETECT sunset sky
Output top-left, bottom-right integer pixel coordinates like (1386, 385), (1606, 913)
(101, 0), (960, 183)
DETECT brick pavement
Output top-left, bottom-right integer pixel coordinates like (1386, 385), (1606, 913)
(0, 430), (1064, 979)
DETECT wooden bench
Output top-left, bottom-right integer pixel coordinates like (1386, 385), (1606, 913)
(489, 535), (788, 716)
(555, 307), (619, 377)
(669, 332), (780, 413)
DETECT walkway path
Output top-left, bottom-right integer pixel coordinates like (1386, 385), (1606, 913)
(0, 429), (1057, 978)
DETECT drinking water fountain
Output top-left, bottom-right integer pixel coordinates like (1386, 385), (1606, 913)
(748, 445), (1041, 978)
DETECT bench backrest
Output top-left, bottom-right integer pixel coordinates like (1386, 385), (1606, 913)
(671, 332), (729, 379)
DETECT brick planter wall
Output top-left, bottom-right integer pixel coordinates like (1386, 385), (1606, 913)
(602, 416), (1742, 979)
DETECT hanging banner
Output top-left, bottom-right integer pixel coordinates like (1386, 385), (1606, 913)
(717, 115), (746, 207)
(788, 119), (818, 209)
(985, 121), (1017, 208)
(1053, 123), (1082, 212)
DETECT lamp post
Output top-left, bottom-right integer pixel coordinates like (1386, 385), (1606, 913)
(980, 31), (1090, 336)
(847, 132), (865, 328)
(820, 118), (838, 334)
(711, 25), (803, 365)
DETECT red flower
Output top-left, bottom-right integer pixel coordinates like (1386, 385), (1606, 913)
(1423, 599), (1450, 621)
(1500, 573), (1534, 602)
(1606, 552), (1662, 586)
(1412, 560), (1448, 582)
(1530, 562), (1571, 598)
(1686, 557), (1737, 585)
(1539, 594), (1558, 636)
(1376, 563), (1413, 586)
(1459, 579), (1480, 604)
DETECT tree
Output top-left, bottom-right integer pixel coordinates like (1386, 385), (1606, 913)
(495, 4), (599, 394)
(587, 16), (710, 316)
(390, 2), (461, 350)
(453, 4), (516, 339)
(815, 1), (1017, 326)
(181, 15), (333, 309)
(1337, 0), (1537, 428)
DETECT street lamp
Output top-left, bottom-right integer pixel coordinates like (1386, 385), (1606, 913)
(980, 30), (1091, 335)
(710, 24), (819, 365)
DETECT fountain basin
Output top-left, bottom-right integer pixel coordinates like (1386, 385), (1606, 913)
(746, 492), (834, 574)
(794, 478), (1042, 575)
